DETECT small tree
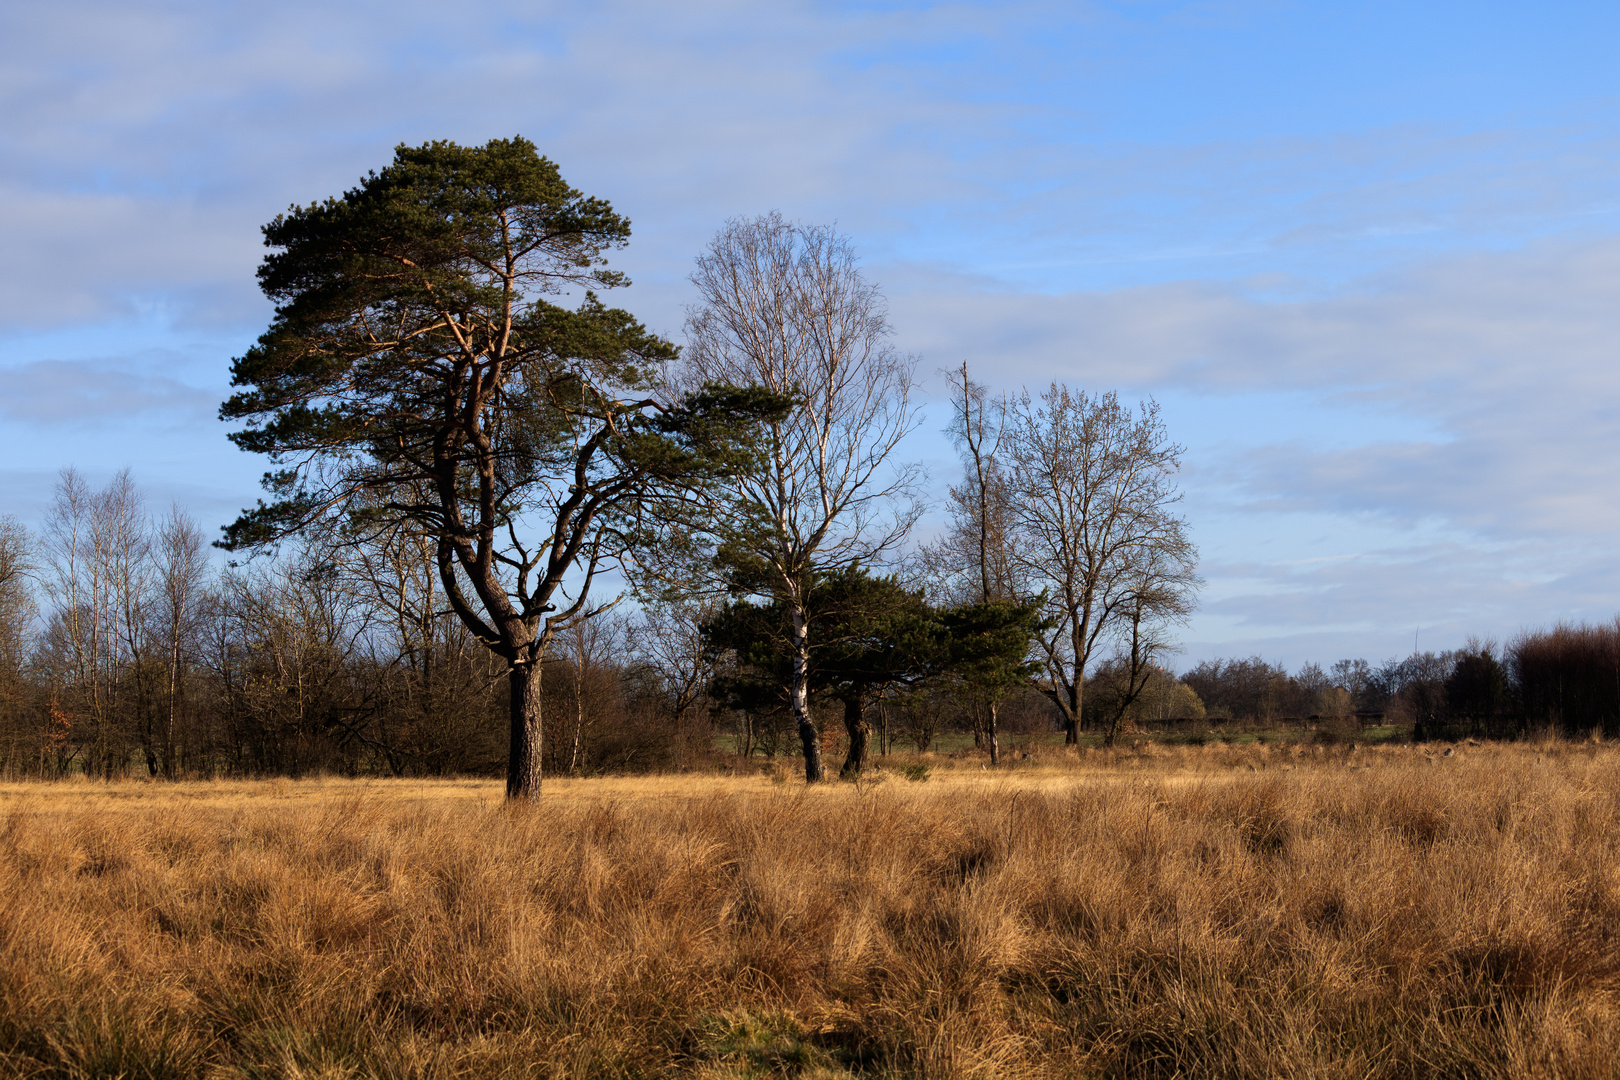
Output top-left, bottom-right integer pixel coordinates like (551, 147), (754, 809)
(1001, 386), (1197, 743)
(0, 516), (35, 774)
(703, 566), (938, 778)
(921, 362), (1018, 606)
(629, 596), (718, 768)
(42, 468), (154, 777)
(153, 505), (209, 779)
(1084, 547), (1199, 746)
(940, 598), (1047, 764)
(814, 568), (940, 777)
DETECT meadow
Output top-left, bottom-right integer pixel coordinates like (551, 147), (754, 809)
(2, 739), (1618, 1078)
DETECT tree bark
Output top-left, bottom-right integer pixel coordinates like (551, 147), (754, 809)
(507, 662), (544, 800)
(840, 694), (870, 778)
(1064, 678), (1081, 745)
(988, 699), (1000, 765)
(789, 604), (823, 781)
(796, 714), (823, 782)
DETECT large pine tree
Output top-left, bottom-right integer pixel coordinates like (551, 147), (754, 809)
(220, 137), (782, 799)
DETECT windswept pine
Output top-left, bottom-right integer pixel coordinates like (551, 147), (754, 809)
(218, 137), (788, 800)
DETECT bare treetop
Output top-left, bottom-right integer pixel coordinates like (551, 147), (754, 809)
(681, 212), (923, 575)
(676, 212), (924, 781)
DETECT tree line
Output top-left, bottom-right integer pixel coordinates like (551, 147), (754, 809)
(0, 476), (1613, 780)
(1, 136), (1604, 788)
(1174, 634), (1620, 741)
(0, 138), (1197, 789)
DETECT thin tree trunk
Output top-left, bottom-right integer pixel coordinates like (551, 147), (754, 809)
(988, 699), (1000, 765)
(840, 694), (870, 778)
(507, 662), (544, 800)
(165, 635), (180, 780)
(569, 658), (584, 773)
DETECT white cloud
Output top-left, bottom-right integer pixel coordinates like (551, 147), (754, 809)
(893, 234), (1620, 538)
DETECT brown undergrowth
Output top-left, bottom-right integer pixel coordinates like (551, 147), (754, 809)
(2, 741), (1619, 1078)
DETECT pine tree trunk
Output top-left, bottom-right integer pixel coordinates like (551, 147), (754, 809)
(507, 662), (544, 800)
(840, 694), (870, 778)
(988, 699), (1000, 765)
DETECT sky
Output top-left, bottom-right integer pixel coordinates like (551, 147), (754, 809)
(3, 0), (1619, 670)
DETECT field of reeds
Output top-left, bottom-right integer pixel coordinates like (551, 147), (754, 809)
(2, 739), (1619, 1078)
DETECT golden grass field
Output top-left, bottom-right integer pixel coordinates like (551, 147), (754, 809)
(2, 739), (1619, 1078)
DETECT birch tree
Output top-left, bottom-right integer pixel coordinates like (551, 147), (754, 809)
(677, 213), (922, 781)
(920, 362), (1018, 606)
(153, 505), (209, 778)
(42, 468), (152, 776)
(0, 516), (35, 772)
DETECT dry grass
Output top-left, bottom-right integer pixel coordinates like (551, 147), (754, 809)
(3, 740), (1620, 1078)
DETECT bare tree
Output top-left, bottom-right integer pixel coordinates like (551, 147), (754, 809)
(43, 469), (102, 772)
(676, 213), (923, 781)
(209, 551), (372, 776)
(629, 596), (717, 769)
(153, 505), (209, 778)
(1001, 386), (1197, 744)
(0, 516), (36, 773)
(317, 508), (515, 775)
(556, 612), (628, 773)
(1083, 546), (1199, 745)
(918, 362), (1039, 763)
(100, 472), (158, 774)
(920, 362), (1018, 607)
(42, 468), (154, 776)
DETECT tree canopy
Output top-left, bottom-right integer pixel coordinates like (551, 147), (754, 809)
(704, 565), (941, 776)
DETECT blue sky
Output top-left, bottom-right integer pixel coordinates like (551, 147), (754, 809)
(3, 0), (1619, 669)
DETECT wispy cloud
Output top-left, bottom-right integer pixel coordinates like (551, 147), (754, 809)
(5, 1), (1619, 326)
(0, 358), (216, 424)
(3, 0), (1620, 661)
